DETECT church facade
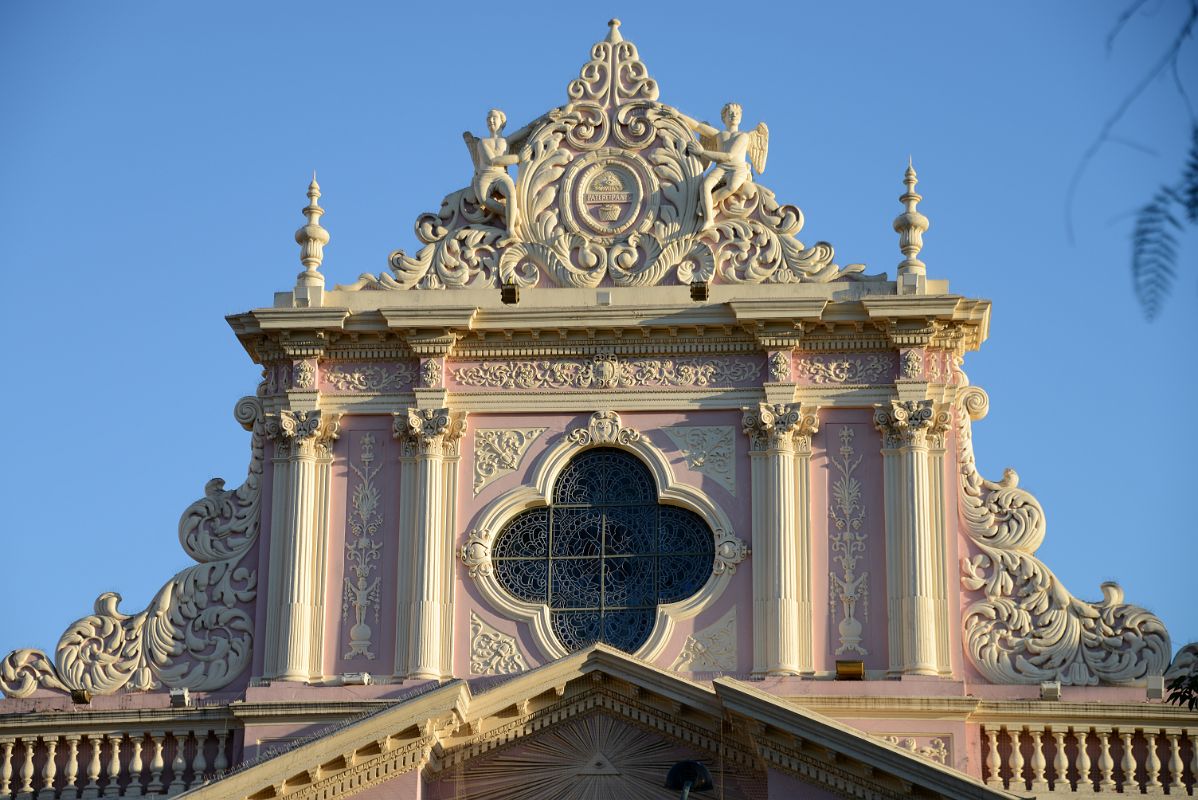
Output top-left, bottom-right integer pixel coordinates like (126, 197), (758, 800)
(1, 21), (1195, 800)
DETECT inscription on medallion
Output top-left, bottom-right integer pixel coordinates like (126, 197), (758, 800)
(560, 148), (657, 241)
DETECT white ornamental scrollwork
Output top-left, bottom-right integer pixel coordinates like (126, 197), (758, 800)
(670, 609), (737, 672)
(829, 426), (869, 656)
(339, 22), (877, 292)
(460, 529), (493, 579)
(900, 349), (924, 379)
(469, 612), (528, 676)
(474, 427), (547, 495)
(293, 359), (316, 390)
(879, 736), (950, 766)
(452, 355), (760, 390)
(323, 362), (418, 393)
(956, 384), (1170, 685)
(0, 397), (265, 698)
(767, 351), (790, 382)
(713, 529), (749, 575)
(663, 426), (736, 494)
(343, 434), (383, 660)
(566, 410), (640, 447)
(796, 354), (890, 384)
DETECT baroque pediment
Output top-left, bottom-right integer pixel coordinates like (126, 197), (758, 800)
(343, 20), (877, 292)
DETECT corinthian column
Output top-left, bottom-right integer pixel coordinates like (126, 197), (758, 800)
(874, 399), (951, 676)
(394, 407), (467, 681)
(263, 409), (341, 682)
(742, 402), (820, 676)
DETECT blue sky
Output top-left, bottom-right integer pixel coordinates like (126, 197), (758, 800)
(1, 2), (1193, 659)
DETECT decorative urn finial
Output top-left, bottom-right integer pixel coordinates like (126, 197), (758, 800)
(893, 159), (929, 293)
(295, 172), (329, 289)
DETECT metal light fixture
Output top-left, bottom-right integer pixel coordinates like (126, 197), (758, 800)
(501, 281), (519, 304)
(70, 688), (92, 705)
(689, 281), (709, 302)
(665, 760), (713, 799)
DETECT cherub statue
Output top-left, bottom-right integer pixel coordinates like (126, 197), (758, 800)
(463, 109), (525, 230)
(683, 103), (770, 230)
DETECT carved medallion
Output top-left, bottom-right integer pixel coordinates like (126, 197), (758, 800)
(560, 149), (658, 242)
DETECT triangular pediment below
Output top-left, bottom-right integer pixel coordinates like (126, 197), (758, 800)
(181, 646), (1016, 800)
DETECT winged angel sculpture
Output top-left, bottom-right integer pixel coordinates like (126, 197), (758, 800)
(462, 108), (535, 233)
(683, 103), (769, 230)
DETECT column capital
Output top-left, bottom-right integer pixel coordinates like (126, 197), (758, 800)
(873, 399), (948, 449)
(394, 407), (467, 457)
(742, 402), (820, 453)
(265, 409), (342, 457)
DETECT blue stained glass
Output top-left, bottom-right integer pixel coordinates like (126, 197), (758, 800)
(491, 448), (716, 654)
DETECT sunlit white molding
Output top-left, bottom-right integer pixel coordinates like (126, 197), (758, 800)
(956, 385), (1171, 685)
(742, 402), (820, 676)
(460, 411), (744, 663)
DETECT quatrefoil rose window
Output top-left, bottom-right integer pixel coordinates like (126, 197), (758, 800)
(491, 448), (715, 653)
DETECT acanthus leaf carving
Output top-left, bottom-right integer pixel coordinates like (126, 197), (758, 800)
(663, 426), (736, 494)
(566, 410), (640, 447)
(796, 354), (890, 384)
(323, 362), (418, 393)
(473, 427), (547, 495)
(873, 399), (939, 450)
(670, 608), (737, 672)
(394, 408), (467, 458)
(0, 396), (266, 698)
(469, 612), (528, 676)
(956, 384), (1171, 685)
(741, 402), (819, 453)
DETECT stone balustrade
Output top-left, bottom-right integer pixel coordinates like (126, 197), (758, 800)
(982, 724), (1196, 795)
(0, 729), (233, 798)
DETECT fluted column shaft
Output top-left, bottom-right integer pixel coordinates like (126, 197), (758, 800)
(394, 408), (466, 681)
(743, 403), (819, 676)
(875, 399), (951, 677)
(263, 410), (341, 681)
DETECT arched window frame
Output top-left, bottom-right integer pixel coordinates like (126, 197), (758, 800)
(461, 411), (748, 662)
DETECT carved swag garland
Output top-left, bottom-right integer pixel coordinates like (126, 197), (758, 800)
(0, 397), (266, 698)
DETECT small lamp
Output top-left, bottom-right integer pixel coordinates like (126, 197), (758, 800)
(665, 760), (713, 799)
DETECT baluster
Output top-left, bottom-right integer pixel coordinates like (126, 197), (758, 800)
(82, 735), (101, 799)
(1074, 728), (1093, 792)
(126, 735), (144, 798)
(1143, 728), (1162, 791)
(146, 733), (164, 794)
(1096, 728), (1115, 791)
(1050, 729), (1069, 791)
(1190, 731), (1197, 797)
(61, 735), (81, 800)
(1165, 730), (1184, 793)
(1007, 726), (1026, 791)
(1028, 727), (1048, 792)
(168, 732), (187, 794)
(18, 738), (36, 796)
(213, 732), (229, 774)
(0, 739), (14, 797)
(102, 736), (121, 797)
(38, 737), (58, 800)
(1119, 730), (1137, 794)
(984, 728), (1002, 787)
(190, 731), (208, 787)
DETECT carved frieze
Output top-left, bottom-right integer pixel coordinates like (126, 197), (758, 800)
(664, 426), (736, 494)
(670, 609), (737, 671)
(451, 355), (761, 390)
(796, 354), (891, 384)
(469, 612), (528, 675)
(956, 386), (1171, 685)
(420, 358), (443, 389)
(293, 359), (316, 390)
(343, 434), (383, 660)
(878, 735), (950, 766)
(828, 426), (869, 656)
(0, 397), (266, 698)
(322, 362), (419, 393)
(473, 427), (547, 495)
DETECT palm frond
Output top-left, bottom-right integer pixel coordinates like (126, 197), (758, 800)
(1131, 187), (1183, 320)
(1183, 125), (1198, 224)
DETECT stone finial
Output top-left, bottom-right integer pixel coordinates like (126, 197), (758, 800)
(893, 159), (929, 294)
(295, 173), (329, 289)
(606, 18), (623, 43)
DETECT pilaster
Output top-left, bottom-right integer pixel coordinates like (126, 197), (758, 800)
(742, 402), (820, 676)
(263, 409), (342, 682)
(873, 398), (951, 677)
(393, 407), (467, 681)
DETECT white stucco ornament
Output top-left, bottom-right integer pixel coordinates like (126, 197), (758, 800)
(956, 384), (1170, 685)
(0, 398), (266, 698)
(341, 20), (877, 291)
